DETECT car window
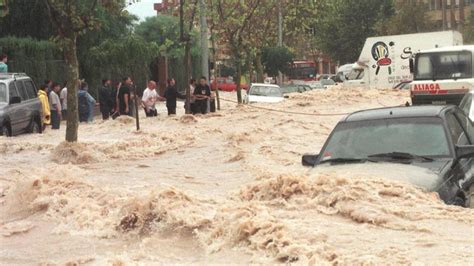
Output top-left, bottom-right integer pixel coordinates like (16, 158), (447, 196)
(321, 118), (451, 159)
(455, 111), (473, 143)
(24, 80), (37, 99)
(0, 83), (6, 103)
(446, 113), (469, 145)
(9, 83), (19, 99)
(15, 80), (29, 101)
(250, 86), (282, 97)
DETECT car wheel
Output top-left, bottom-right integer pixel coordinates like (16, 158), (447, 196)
(29, 117), (41, 134)
(1, 124), (11, 137)
(467, 184), (474, 208)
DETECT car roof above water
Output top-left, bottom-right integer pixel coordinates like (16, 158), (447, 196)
(343, 105), (454, 122)
(251, 83), (280, 88)
(0, 73), (30, 82)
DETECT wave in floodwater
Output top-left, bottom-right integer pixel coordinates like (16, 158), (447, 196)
(2, 166), (473, 264)
(1, 88), (472, 264)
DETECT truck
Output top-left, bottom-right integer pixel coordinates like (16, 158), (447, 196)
(343, 31), (463, 90)
(410, 45), (474, 106)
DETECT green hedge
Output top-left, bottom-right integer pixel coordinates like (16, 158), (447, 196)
(0, 36), (66, 87)
(0, 36), (202, 97)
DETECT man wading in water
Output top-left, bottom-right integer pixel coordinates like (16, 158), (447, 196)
(164, 78), (185, 116)
(194, 77), (211, 115)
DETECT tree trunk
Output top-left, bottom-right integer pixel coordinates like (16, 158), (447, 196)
(199, 0), (209, 81)
(442, 0), (447, 30)
(459, 0), (465, 32)
(64, 36), (79, 142)
(255, 52), (264, 83)
(236, 57), (242, 104)
(184, 41), (191, 114)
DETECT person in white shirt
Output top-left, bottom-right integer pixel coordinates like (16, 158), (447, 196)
(49, 83), (62, 129)
(189, 78), (197, 114)
(60, 85), (67, 119)
(141, 80), (162, 117)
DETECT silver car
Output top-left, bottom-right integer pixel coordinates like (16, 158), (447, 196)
(0, 73), (43, 136)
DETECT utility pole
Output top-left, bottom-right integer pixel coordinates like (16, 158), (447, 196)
(200, 0), (209, 80)
(278, 0), (283, 85)
(180, 0), (192, 114)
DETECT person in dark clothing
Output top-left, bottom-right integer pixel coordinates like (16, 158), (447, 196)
(99, 79), (113, 120)
(45, 80), (53, 96)
(164, 78), (185, 115)
(194, 77), (211, 115)
(118, 77), (132, 116)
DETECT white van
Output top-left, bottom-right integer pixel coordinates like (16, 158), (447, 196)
(344, 31), (463, 90)
(410, 45), (474, 106)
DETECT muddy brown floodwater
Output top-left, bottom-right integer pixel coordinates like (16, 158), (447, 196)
(0, 87), (473, 265)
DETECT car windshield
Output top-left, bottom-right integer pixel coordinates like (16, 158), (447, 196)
(347, 69), (364, 80)
(320, 118), (451, 161)
(415, 51), (473, 80)
(250, 86), (282, 97)
(0, 83), (6, 103)
(281, 86), (299, 93)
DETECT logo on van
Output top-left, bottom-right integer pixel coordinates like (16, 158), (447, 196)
(371, 41), (392, 75)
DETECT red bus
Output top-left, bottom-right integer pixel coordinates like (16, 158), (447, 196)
(289, 60), (317, 81)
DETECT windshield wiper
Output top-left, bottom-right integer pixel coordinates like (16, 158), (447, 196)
(319, 158), (368, 165)
(368, 152), (434, 162)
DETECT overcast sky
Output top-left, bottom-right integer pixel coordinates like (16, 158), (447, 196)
(125, 0), (158, 21)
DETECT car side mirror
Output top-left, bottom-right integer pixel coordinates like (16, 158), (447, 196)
(302, 154), (319, 167)
(409, 58), (414, 74)
(9, 96), (21, 105)
(456, 145), (474, 160)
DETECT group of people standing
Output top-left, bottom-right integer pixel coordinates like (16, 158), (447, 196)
(103, 76), (215, 119)
(36, 76), (215, 131)
(37, 80), (67, 131)
(37, 79), (95, 131)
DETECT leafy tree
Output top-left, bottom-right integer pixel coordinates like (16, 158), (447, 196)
(45, 0), (127, 142)
(375, 0), (436, 35)
(135, 15), (184, 59)
(0, 0), (138, 94)
(209, 0), (262, 103)
(282, 0), (322, 51)
(313, 0), (393, 63)
(0, 36), (64, 84)
(88, 35), (160, 93)
(242, 1), (279, 82)
(77, 6), (138, 90)
(0, 0), (55, 39)
(261, 46), (294, 77)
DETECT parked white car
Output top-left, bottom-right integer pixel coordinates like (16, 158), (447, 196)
(460, 90), (473, 121)
(244, 83), (286, 104)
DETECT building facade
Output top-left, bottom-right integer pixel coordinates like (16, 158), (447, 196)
(406, 0), (474, 30)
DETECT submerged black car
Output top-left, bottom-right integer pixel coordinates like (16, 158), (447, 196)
(303, 105), (474, 207)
